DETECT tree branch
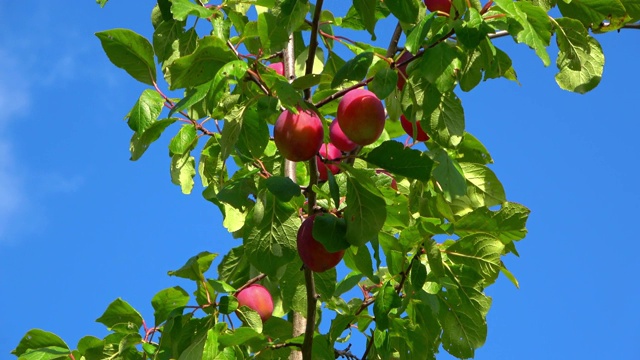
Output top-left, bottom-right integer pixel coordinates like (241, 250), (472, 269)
(385, 22), (403, 58)
(304, 0), (324, 100)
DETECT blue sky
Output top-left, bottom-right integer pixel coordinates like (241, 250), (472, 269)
(1, 2), (639, 359)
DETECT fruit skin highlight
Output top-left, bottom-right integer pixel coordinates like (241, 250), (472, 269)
(329, 119), (358, 152)
(400, 115), (430, 142)
(274, 108), (324, 162)
(235, 284), (274, 322)
(337, 89), (386, 146)
(316, 143), (342, 181)
(297, 215), (345, 272)
(424, 0), (452, 13)
(267, 62), (285, 76)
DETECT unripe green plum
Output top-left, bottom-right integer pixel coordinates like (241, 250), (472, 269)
(337, 89), (385, 146)
(424, 0), (452, 13)
(267, 62), (285, 76)
(274, 108), (324, 162)
(316, 143), (342, 181)
(329, 119), (358, 152)
(236, 284), (274, 322)
(400, 115), (430, 142)
(297, 215), (345, 272)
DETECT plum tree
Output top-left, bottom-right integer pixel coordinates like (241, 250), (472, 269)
(336, 88), (385, 146)
(296, 214), (345, 272)
(236, 284), (274, 322)
(273, 108), (324, 161)
(14, 1), (638, 360)
(329, 119), (358, 152)
(401, 115), (430, 141)
(316, 142), (341, 181)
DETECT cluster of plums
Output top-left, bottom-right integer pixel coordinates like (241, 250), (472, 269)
(237, 18), (454, 321)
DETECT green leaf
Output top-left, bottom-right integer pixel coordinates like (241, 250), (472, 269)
(95, 29), (156, 85)
(152, 19), (186, 66)
(438, 290), (487, 358)
(432, 148), (467, 202)
(335, 271), (364, 297)
(384, 0), (421, 23)
(96, 0), (108, 8)
(454, 8), (489, 49)
(169, 125), (197, 155)
(344, 244), (376, 281)
(168, 251), (217, 281)
(168, 81), (210, 118)
(218, 295), (239, 314)
(422, 87), (465, 148)
(236, 105), (269, 159)
(555, 35), (604, 94)
(281, 259), (307, 314)
(437, 266), (490, 358)
(369, 68), (398, 100)
(353, 0), (378, 39)
(95, 298), (143, 331)
(170, 153), (196, 194)
(130, 118), (176, 161)
(455, 132), (493, 165)
(312, 214), (350, 252)
(557, 0), (629, 32)
(170, 0), (215, 21)
(405, 13), (436, 54)
(220, 105), (244, 160)
(218, 327), (263, 347)
(493, 0), (552, 65)
(329, 314), (356, 343)
(166, 36), (235, 90)
(419, 43), (460, 93)
(218, 246), (250, 288)
(236, 307), (264, 333)
(361, 140), (434, 181)
(373, 281), (402, 330)
(445, 233), (505, 283)
(151, 286), (190, 325)
(311, 334), (335, 360)
(343, 166), (387, 246)
(244, 190), (301, 276)
(460, 162), (506, 208)
(77, 336), (104, 360)
(277, 0), (311, 33)
(483, 42), (518, 83)
(217, 174), (256, 209)
(18, 347), (70, 360)
(314, 268), (338, 301)
(455, 202), (530, 243)
(12, 330), (69, 357)
(424, 238), (445, 279)
(331, 52), (374, 88)
(553, 17), (590, 71)
(265, 176), (301, 202)
(127, 89), (164, 133)
(621, 0), (640, 20)
(258, 12), (290, 55)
